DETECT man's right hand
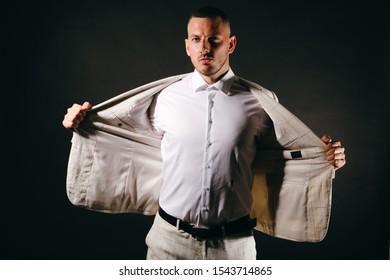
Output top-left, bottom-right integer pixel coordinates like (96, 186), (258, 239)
(62, 101), (92, 129)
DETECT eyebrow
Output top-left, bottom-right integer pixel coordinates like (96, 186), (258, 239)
(189, 32), (222, 38)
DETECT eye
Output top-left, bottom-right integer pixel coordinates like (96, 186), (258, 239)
(208, 36), (221, 43)
(191, 37), (200, 42)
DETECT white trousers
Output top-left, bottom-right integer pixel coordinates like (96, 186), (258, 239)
(145, 212), (257, 260)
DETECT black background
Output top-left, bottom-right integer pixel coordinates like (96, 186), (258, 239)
(3, 0), (389, 259)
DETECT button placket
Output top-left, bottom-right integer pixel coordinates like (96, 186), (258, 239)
(201, 89), (217, 220)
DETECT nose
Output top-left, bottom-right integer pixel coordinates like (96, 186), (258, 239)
(200, 38), (210, 54)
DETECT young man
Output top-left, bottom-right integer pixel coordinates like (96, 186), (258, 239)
(62, 7), (346, 259)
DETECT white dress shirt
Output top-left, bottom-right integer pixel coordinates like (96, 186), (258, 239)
(150, 69), (272, 227)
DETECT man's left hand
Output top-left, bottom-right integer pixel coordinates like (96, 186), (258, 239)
(322, 135), (346, 171)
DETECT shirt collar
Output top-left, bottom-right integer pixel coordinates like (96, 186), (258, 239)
(192, 68), (235, 95)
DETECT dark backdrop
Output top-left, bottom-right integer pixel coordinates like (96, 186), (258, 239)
(3, 0), (389, 259)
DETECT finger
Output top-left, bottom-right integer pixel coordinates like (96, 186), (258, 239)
(69, 103), (88, 115)
(65, 110), (79, 121)
(327, 158), (346, 170)
(71, 103), (83, 111)
(326, 147), (345, 160)
(331, 141), (342, 148)
(62, 119), (71, 129)
(326, 151), (345, 161)
(334, 153), (345, 160)
(62, 119), (78, 129)
(67, 105), (82, 117)
(333, 146), (345, 154)
(67, 103), (89, 120)
(65, 109), (82, 122)
(334, 158), (346, 170)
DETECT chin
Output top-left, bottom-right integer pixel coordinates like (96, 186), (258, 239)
(197, 66), (216, 77)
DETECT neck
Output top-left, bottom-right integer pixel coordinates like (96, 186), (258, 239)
(201, 68), (229, 85)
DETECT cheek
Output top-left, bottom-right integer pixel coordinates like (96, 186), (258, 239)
(190, 44), (201, 53)
(215, 45), (230, 57)
(187, 45), (199, 58)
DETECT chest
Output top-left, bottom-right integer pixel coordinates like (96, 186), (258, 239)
(157, 89), (262, 147)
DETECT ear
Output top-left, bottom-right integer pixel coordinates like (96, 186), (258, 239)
(185, 39), (191, 56)
(228, 35), (237, 54)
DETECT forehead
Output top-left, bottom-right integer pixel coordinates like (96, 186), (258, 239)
(187, 17), (230, 35)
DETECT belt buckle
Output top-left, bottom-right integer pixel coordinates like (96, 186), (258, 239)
(191, 226), (225, 240)
(191, 227), (209, 240)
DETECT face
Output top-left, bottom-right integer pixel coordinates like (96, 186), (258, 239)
(185, 17), (236, 84)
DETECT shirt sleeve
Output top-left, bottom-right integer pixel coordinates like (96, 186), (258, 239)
(149, 93), (164, 135)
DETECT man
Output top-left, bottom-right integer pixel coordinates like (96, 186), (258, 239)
(62, 7), (346, 259)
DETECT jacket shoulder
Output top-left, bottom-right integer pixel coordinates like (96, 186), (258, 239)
(236, 76), (279, 102)
(90, 73), (191, 111)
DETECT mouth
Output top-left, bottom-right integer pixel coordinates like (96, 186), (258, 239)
(199, 57), (213, 64)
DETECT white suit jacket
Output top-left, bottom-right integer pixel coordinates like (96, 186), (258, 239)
(66, 73), (335, 242)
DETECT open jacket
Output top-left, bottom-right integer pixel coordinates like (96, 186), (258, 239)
(66, 73), (335, 242)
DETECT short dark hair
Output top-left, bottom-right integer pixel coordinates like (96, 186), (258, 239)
(188, 6), (230, 26)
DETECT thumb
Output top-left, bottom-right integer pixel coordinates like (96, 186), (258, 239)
(321, 134), (332, 144)
(81, 101), (92, 110)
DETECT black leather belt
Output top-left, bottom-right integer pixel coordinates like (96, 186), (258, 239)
(158, 208), (256, 240)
